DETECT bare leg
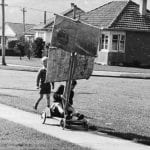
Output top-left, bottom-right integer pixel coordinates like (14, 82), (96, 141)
(46, 94), (50, 108)
(34, 94), (43, 109)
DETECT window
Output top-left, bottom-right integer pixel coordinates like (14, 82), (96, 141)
(101, 34), (108, 50)
(120, 35), (125, 51)
(38, 32), (44, 39)
(112, 34), (125, 52)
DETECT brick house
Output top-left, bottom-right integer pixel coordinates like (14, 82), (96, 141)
(81, 0), (150, 66)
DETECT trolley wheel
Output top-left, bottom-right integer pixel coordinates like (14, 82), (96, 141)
(41, 111), (46, 124)
(60, 119), (65, 129)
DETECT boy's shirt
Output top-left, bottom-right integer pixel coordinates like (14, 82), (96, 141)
(36, 67), (54, 89)
(36, 68), (47, 87)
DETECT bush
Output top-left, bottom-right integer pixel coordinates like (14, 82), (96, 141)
(0, 49), (20, 56)
(15, 42), (25, 56)
(8, 40), (18, 49)
(32, 37), (45, 58)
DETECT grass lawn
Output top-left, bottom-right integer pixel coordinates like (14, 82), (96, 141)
(1, 56), (150, 73)
(0, 118), (90, 150)
(0, 69), (150, 145)
(0, 56), (41, 67)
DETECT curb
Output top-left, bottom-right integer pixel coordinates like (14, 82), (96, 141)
(1, 64), (150, 79)
(92, 71), (150, 79)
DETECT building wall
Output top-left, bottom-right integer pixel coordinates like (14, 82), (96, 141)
(125, 31), (150, 66)
(96, 30), (126, 65)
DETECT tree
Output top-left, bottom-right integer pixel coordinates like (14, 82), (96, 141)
(32, 37), (45, 58)
(15, 41), (25, 60)
(8, 40), (18, 49)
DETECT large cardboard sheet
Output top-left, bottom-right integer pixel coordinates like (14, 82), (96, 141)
(46, 49), (95, 82)
(51, 14), (100, 57)
(46, 14), (100, 82)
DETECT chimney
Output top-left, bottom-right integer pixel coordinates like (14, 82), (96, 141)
(139, 0), (147, 16)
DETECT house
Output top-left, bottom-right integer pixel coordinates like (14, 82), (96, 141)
(33, 6), (85, 44)
(80, 0), (150, 66)
(0, 22), (36, 48)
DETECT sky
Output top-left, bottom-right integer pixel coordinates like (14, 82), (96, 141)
(0, 0), (150, 25)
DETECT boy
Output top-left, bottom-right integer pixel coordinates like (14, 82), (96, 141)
(34, 56), (54, 110)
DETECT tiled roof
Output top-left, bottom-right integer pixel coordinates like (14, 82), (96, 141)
(32, 23), (45, 30)
(33, 7), (84, 31)
(6, 22), (36, 37)
(110, 1), (150, 31)
(81, 1), (150, 32)
(42, 7), (84, 29)
(80, 1), (128, 29)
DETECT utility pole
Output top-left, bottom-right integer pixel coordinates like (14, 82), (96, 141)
(21, 8), (26, 38)
(44, 11), (47, 24)
(1, 0), (7, 65)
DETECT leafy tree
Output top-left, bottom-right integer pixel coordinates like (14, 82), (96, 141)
(15, 41), (25, 60)
(8, 40), (18, 49)
(32, 37), (45, 58)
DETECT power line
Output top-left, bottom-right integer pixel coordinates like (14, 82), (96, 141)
(27, 7), (53, 14)
(7, 5), (53, 14)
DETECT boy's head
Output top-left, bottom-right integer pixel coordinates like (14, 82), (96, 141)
(41, 56), (48, 68)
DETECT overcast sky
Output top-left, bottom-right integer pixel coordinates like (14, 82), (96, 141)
(0, 0), (150, 25)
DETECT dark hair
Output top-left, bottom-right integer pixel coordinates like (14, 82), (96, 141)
(72, 80), (77, 86)
(56, 85), (64, 95)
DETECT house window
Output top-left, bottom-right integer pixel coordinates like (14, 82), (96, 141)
(38, 32), (44, 39)
(101, 34), (108, 50)
(112, 34), (125, 52)
(120, 35), (125, 51)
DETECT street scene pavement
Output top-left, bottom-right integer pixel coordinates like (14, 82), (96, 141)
(1, 0), (150, 149)
(0, 68), (150, 149)
(0, 103), (150, 150)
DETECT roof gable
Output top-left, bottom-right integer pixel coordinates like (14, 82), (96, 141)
(81, 1), (128, 28)
(0, 25), (16, 36)
(6, 22), (35, 37)
(110, 1), (150, 31)
(81, 0), (150, 32)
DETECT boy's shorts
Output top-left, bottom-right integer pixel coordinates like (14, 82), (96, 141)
(40, 83), (51, 94)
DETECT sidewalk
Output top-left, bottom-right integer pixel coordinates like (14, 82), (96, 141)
(0, 103), (149, 150)
(1, 63), (150, 79)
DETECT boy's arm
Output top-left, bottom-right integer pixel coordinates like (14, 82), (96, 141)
(36, 69), (41, 88)
(51, 82), (55, 89)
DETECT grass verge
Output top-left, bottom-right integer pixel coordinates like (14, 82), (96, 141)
(0, 118), (90, 150)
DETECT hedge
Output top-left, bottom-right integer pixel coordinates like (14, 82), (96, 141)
(0, 49), (20, 56)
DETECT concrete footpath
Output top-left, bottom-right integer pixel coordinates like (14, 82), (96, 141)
(0, 103), (149, 150)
